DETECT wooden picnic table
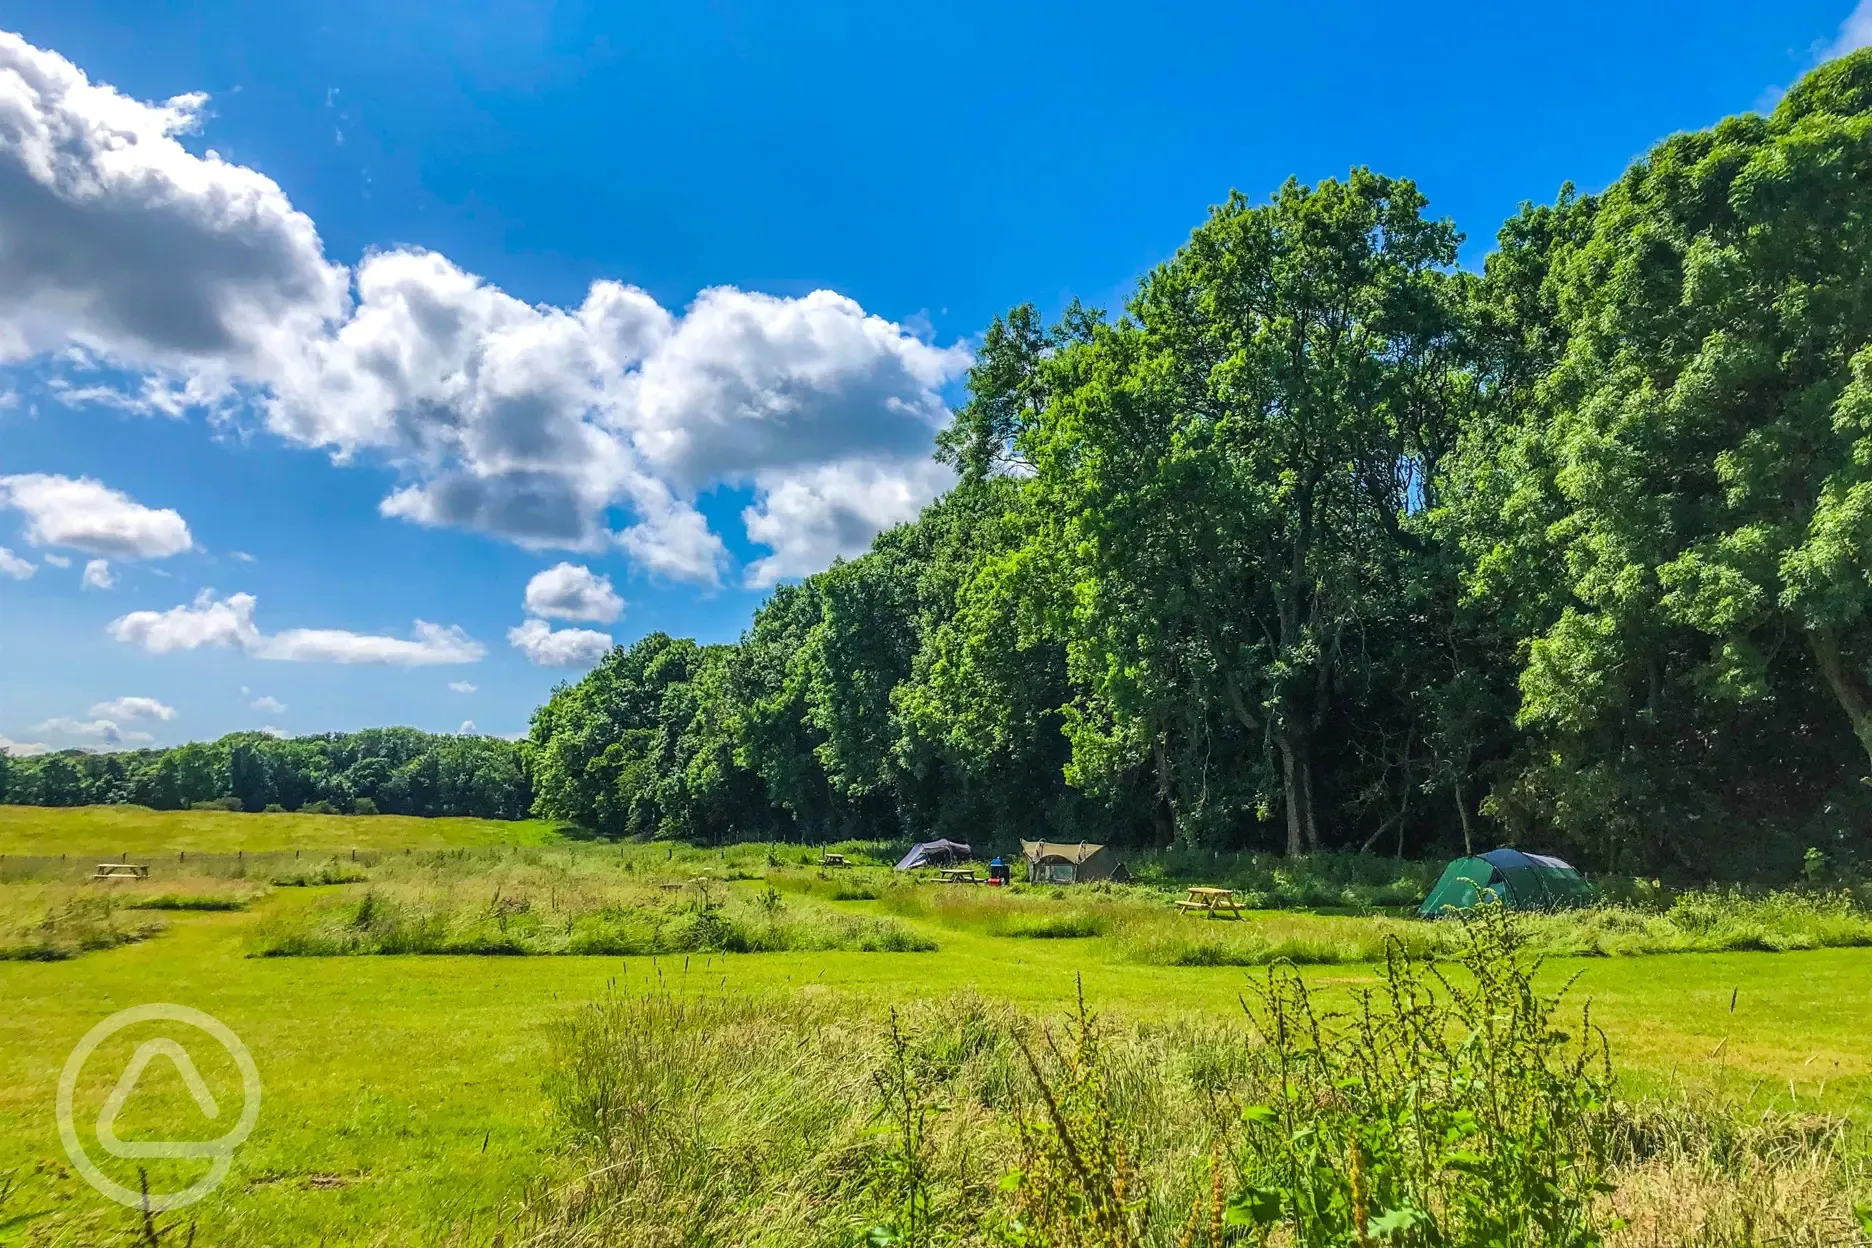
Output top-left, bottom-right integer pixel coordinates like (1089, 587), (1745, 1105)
(937, 867), (983, 884)
(91, 862), (149, 881)
(1174, 886), (1243, 919)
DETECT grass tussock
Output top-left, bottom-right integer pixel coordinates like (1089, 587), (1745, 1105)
(129, 893), (250, 911)
(0, 894), (163, 960)
(1604, 1105), (1872, 1247)
(269, 858), (370, 887)
(512, 907), (1872, 1247)
(248, 850), (934, 957)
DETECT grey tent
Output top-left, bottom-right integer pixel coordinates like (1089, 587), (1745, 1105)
(1020, 841), (1129, 884)
(895, 839), (972, 871)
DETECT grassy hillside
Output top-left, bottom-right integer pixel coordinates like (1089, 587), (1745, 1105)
(0, 804), (568, 856)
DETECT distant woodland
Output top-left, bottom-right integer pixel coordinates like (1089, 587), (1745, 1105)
(0, 729), (529, 821)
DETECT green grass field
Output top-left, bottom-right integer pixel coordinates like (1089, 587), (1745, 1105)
(2, 807), (1869, 1245)
(0, 804), (569, 856)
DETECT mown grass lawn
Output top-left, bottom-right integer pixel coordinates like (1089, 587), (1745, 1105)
(1, 810), (1869, 1245)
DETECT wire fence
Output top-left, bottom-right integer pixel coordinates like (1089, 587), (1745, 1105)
(0, 845), (486, 884)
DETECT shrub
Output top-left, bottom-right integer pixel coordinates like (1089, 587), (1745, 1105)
(299, 799), (342, 816)
(351, 797), (379, 816)
(189, 797), (243, 812)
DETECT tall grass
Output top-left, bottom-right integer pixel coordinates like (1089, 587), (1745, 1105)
(875, 886), (1119, 939)
(868, 879), (1872, 967)
(514, 910), (1872, 1246)
(249, 849), (934, 957)
(1121, 848), (1438, 909)
(1116, 890), (1872, 967)
(0, 893), (163, 960)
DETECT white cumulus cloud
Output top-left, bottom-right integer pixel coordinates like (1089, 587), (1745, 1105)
(743, 456), (956, 587)
(0, 735), (48, 756)
(36, 715), (151, 745)
(449, 681), (477, 693)
(109, 589), (259, 652)
(90, 696), (175, 721)
(458, 719), (477, 735)
(250, 694), (285, 713)
(80, 557), (113, 589)
(0, 31), (347, 382)
(108, 589), (484, 665)
(523, 562), (624, 623)
(0, 473), (192, 558)
(0, 32), (968, 585)
(1827, 1), (1872, 57)
(0, 546), (33, 578)
(507, 617), (613, 669)
(42, 552), (70, 567)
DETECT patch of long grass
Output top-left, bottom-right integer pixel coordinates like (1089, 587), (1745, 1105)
(270, 858), (370, 887)
(1122, 847), (1438, 909)
(514, 911), (1872, 1247)
(0, 893), (163, 960)
(249, 851), (934, 957)
(876, 886), (1118, 939)
(1116, 889), (1872, 966)
(874, 879), (1872, 966)
(130, 893), (250, 911)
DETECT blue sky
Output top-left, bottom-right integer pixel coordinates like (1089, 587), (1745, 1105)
(1, 0), (1866, 753)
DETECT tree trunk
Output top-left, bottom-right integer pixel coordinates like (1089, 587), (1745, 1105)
(1153, 735), (1178, 847)
(1279, 735), (1305, 856)
(1277, 723), (1320, 855)
(1811, 629), (1872, 771)
(1453, 778), (1475, 856)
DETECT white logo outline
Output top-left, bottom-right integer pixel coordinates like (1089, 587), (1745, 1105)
(57, 1004), (262, 1210)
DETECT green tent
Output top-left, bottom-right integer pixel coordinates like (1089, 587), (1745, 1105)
(1418, 848), (1595, 918)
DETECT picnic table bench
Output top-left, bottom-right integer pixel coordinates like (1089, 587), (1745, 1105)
(937, 867), (983, 884)
(1175, 886), (1243, 919)
(92, 862), (150, 881)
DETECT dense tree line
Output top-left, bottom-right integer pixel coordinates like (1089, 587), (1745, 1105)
(528, 53), (1872, 877)
(0, 729), (530, 821)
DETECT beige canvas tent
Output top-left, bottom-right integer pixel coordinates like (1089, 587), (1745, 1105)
(1020, 841), (1128, 884)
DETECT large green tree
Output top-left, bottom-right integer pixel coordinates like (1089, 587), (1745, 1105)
(1031, 170), (1480, 852)
(1486, 51), (1872, 869)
